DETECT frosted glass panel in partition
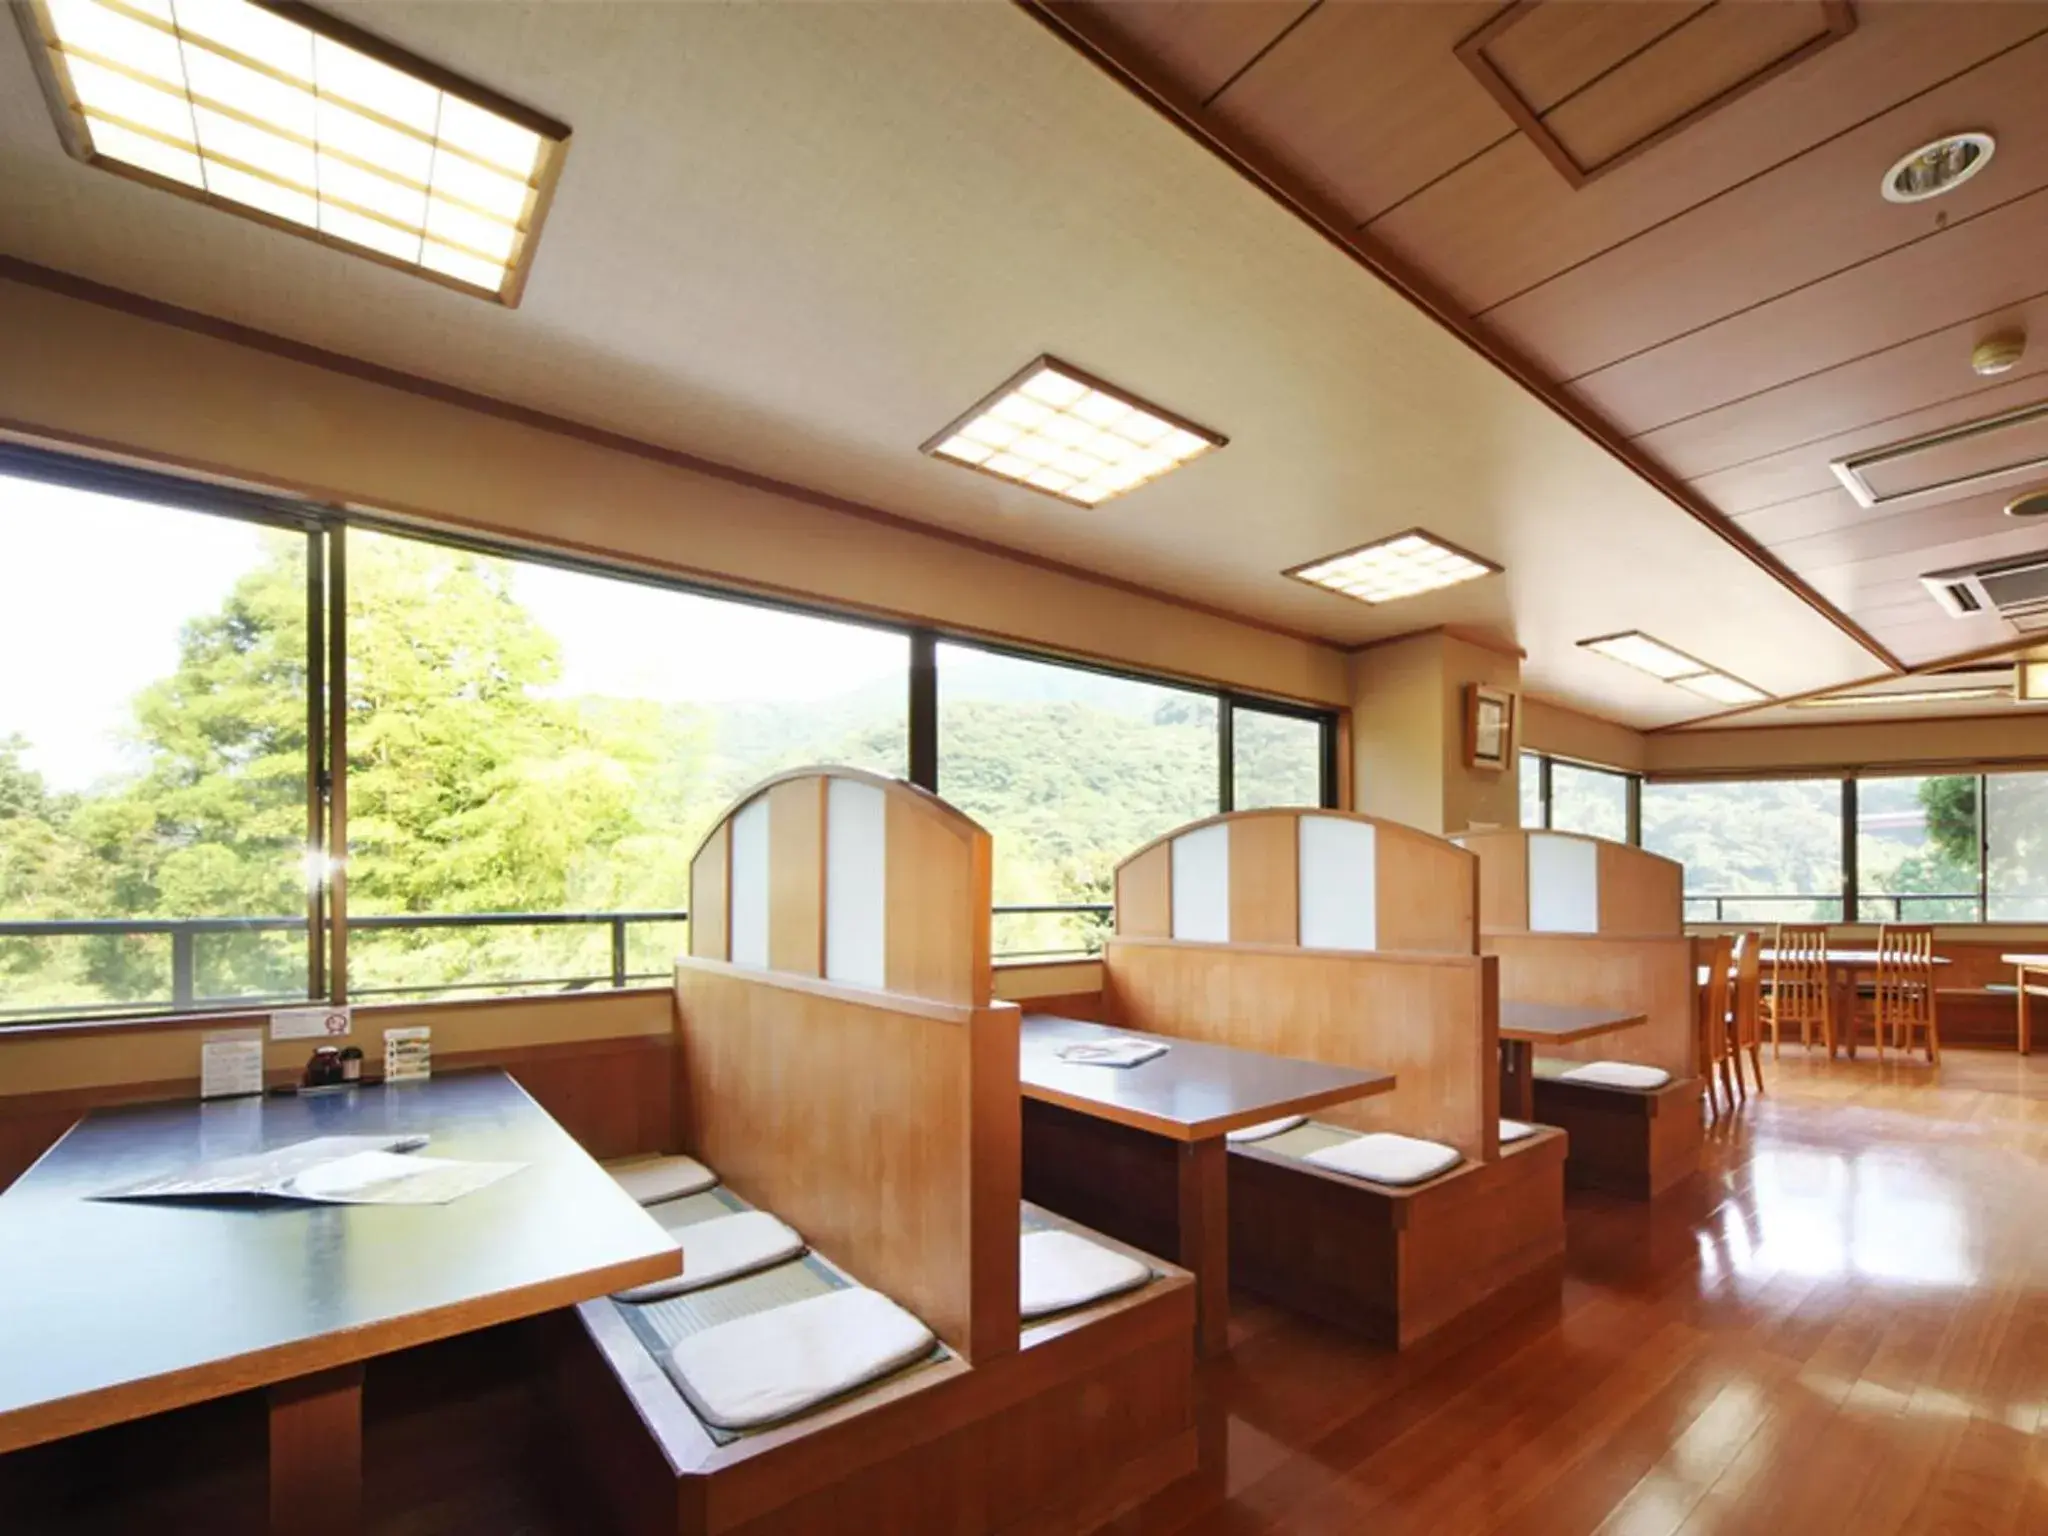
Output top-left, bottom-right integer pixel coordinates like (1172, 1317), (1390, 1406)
(1171, 823), (1231, 943)
(825, 777), (887, 989)
(1298, 816), (1377, 950)
(1528, 834), (1599, 934)
(729, 796), (771, 967)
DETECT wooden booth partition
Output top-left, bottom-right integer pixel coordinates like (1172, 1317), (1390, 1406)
(1458, 830), (1701, 1198)
(1074, 809), (1566, 1348)
(555, 768), (1196, 1536)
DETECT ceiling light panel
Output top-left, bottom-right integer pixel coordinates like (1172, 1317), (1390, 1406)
(1578, 630), (1771, 708)
(923, 357), (1224, 507)
(20, 0), (569, 304)
(1790, 687), (2008, 709)
(1286, 529), (1499, 605)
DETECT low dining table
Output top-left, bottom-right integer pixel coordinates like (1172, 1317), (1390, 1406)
(2001, 953), (2048, 1055)
(0, 1070), (678, 1535)
(1496, 1000), (1647, 1121)
(1017, 1013), (1393, 1356)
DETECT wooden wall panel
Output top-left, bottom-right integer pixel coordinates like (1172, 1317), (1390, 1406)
(1375, 822), (1479, 954)
(1227, 815), (1298, 947)
(1463, 830), (1530, 935)
(1115, 844), (1172, 940)
(687, 823), (729, 961)
(1597, 843), (1684, 939)
(1482, 934), (1696, 1078)
(766, 778), (825, 977)
(1103, 939), (1497, 1161)
(674, 961), (1018, 1361)
(883, 790), (990, 1007)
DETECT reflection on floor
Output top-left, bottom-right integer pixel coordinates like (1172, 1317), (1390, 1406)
(1111, 1049), (2048, 1536)
(3, 1051), (2042, 1535)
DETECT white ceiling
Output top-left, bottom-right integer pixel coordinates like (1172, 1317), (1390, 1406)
(0, 0), (1888, 727)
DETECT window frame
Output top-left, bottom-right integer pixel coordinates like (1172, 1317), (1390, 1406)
(0, 443), (1339, 1027)
(1521, 750), (1641, 843)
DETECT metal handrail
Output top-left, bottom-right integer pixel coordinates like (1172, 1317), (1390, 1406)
(1683, 892), (1983, 922)
(0, 902), (1117, 1022)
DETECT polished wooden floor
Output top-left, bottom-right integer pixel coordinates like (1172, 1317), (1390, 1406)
(5, 1049), (2044, 1535)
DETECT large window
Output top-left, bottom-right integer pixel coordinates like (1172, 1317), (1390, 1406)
(1, 450), (1336, 1023)
(1520, 751), (1638, 841)
(1988, 772), (2048, 921)
(1, 472), (316, 1021)
(1231, 705), (1327, 811)
(343, 527), (908, 1003)
(1855, 775), (1977, 923)
(936, 644), (1221, 961)
(1642, 778), (1844, 923)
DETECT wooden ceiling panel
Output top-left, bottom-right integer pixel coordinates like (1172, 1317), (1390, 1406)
(1571, 185), (2048, 436)
(1767, 485), (2033, 571)
(1732, 488), (1871, 548)
(1478, 2), (1710, 116)
(1536, 0), (1842, 175)
(1489, 31), (2048, 382)
(1697, 371), (2048, 517)
(1801, 524), (2048, 600)
(1872, 613), (2031, 665)
(1636, 292), (2048, 482)
(1368, 3), (2046, 315)
(1204, 0), (1511, 221)
(1061, 0), (1316, 103)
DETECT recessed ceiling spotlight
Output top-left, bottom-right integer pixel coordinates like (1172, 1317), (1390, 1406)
(1578, 631), (1771, 707)
(1881, 132), (1995, 204)
(1972, 330), (2026, 377)
(1790, 686), (2007, 709)
(2005, 487), (2048, 518)
(923, 356), (1223, 507)
(1286, 529), (1499, 605)
(16, 0), (567, 304)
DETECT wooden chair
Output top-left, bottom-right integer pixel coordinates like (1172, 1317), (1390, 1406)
(1731, 931), (1764, 1095)
(1695, 934), (1735, 1119)
(1767, 924), (1832, 1056)
(1875, 924), (1940, 1063)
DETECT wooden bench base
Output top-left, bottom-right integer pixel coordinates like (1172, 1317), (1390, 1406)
(547, 1215), (1196, 1536)
(1530, 1074), (1702, 1200)
(1227, 1130), (1568, 1348)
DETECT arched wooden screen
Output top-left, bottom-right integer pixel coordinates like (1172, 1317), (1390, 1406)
(676, 767), (1014, 1362)
(1113, 808), (1477, 955)
(1456, 830), (1683, 940)
(687, 766), (993, 1006)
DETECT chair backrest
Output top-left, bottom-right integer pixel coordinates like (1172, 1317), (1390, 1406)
(1876, 923), (1934, 970)
(1769, 923), (1830, 1017)
(1732, 931), (1763, 1047)
(1700, 933), (1735, 1052)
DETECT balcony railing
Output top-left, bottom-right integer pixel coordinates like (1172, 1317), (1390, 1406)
(1683, 892), (1985, 923)
(0, 901), (1118, 1025)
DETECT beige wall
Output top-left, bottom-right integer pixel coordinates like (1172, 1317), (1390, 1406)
(1523, 696), (1647, 773)
(0, 990), (672, 1099)
(0, 274), (1349, 709)
(1347, 630), (1520, 835)
(1648, 712), (2048, 778)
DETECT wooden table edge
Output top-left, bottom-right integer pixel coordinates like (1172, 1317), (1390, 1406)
(0, 1245), (677, 1458)
(1019, 1072), (1395, 1143)
(1498, 1012), (1648, 1045)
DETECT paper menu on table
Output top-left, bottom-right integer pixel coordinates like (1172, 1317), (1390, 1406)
(92, 1133), (524, 1205)
(1055, 1037), (1169, 1068)
(200, 1029), (264, 1100)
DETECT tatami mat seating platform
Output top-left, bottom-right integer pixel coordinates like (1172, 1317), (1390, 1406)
(552, 769), (1195, 1536)
(1031, 808), (1567, 1350)
(1459, 830), (1702, 1199)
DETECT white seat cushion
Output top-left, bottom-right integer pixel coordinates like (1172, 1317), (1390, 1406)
(1303, 1131), (1462, 1187)
(1558, 1061), (1671, 1091)
(613, 1211), (805, 1303)
(1499, 1118), (1539, 1143)
(667, 1286), (934, 1432)
(1226, 1114), (1306, 1144)
(606, 1154), (717, 1205)
(1019, 1229), (1150, 1319)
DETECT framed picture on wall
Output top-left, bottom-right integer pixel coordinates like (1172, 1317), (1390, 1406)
(1466, 685), (1514, 772)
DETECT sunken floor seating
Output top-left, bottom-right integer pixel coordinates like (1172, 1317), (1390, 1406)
(550, 769), (1198, 1536)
